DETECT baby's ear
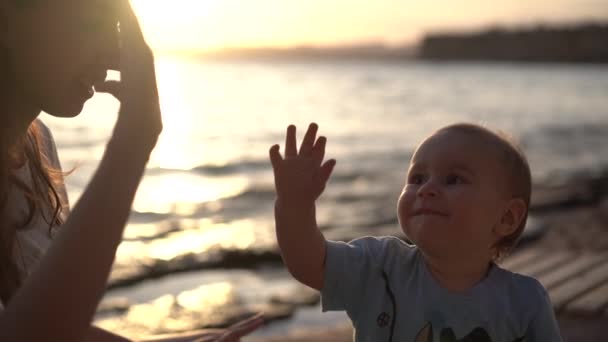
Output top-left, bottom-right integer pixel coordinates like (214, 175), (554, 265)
(495, 198), (527, 237)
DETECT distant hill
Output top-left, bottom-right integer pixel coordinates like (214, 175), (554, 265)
(419, 23), (608, 63)
(195, 44), (416, 61)
(181, 23), (607, 63)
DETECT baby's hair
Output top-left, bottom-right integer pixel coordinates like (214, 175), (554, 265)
(436, 123), (532, 261)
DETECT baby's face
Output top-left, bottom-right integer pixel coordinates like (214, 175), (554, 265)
(397, 130), (510, 260)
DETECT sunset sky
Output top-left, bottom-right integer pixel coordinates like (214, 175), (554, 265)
(130, 0), (608, 53)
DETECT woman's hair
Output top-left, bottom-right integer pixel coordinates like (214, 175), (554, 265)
(0, 0), (67, 304)
(0, 120), (65, 303)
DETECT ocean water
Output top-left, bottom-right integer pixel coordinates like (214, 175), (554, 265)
(42, 57), (608, 338)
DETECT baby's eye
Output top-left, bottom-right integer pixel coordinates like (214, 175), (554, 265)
(408, 173), (425, 185)
(446, 174), (465, 185)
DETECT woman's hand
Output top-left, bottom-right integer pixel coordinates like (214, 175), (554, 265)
(141, 313), (265, 342)
(193, 313), (265, 342)
(269, 123), (336, 206)
(95, 0), (162, 152)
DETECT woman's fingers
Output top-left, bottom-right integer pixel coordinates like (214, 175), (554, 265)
(229, 313), (264, 330)
(94, 80), (122, 101)
(299, 123), (318, 157)
(105, 0), (161, 148)
(285, 125), (297, 158)
(221, 313), (265, 341)
(113, 0), (155, 80)
(114, 0), (146, 46)
(105, 24), (121, 72)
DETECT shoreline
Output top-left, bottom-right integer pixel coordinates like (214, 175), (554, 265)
(103, 169), (608, 293)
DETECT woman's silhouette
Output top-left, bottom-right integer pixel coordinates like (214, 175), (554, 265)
(0, 0), (262, 340)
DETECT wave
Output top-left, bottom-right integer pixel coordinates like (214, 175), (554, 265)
(192, 160), (269, 174)
(144, 159), (269, 177)
(109, 248), (283, 290)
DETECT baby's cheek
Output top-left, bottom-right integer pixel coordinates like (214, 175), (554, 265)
(396, 192), (413, 222)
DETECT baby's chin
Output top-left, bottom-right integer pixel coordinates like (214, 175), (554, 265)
(402, 221), (443, 241)
(401, 226), (459, 257)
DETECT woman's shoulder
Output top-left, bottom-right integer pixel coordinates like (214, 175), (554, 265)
(31, 118), (54, 145)
(34, 118), (55, 148)
(33, 119), (62, 170)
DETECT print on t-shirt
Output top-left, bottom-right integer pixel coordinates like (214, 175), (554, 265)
(415, 322), (525, 342)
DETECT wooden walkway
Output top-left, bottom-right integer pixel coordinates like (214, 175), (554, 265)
(500, 247), (608, 317)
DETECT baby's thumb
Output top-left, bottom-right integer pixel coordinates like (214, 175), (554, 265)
(94, 80), (122, 101)
(318, 159), (336, 184)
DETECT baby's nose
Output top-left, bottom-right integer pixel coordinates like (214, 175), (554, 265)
(417, 180), (439, 198)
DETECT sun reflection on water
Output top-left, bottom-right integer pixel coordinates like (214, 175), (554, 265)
(177, 282), (235, 311)
(150, 58), (199, 171)
(126, 294), (174, 329)
(115, 219), (262, 263)
(133, 173), (248, 215)
(95, 281), (245, 339)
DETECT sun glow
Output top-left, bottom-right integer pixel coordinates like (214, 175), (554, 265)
(130, 0), (227, 52)
(129, 0), (607, 54)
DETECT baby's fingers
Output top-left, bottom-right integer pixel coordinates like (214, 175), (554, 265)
(311, 136), (327, 167)
(285, 125), (298, 158)
(299, 123), (318, 157)
(269, 144), (283, 171)
(317, 159), (336, 185)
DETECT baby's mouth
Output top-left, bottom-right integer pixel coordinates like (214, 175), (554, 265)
(412, 208), (448, 217)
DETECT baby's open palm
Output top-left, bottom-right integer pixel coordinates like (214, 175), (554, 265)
(269, 123), (336, 204)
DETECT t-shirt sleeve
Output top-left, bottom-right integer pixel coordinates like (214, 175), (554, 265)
(525, 285), (563, 342)
(321, 236), (388, 314)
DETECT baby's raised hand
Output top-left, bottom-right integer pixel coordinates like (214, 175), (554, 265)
(269, 123), (336, 205)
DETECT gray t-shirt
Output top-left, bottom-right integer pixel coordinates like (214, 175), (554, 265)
(322, 236), (562, 342)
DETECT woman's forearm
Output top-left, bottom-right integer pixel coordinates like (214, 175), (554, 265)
(0, 138), (153, 342)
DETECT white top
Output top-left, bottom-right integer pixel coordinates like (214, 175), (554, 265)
(0, 120), (69, 309)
